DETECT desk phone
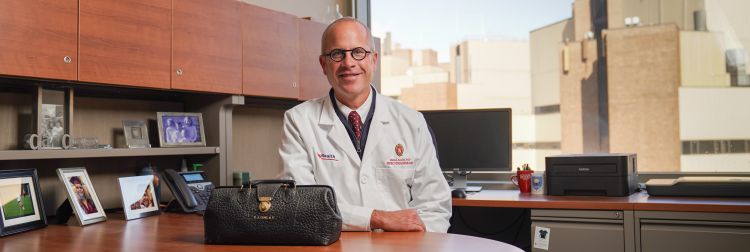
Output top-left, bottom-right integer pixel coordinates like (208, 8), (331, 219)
(164, 169), (214, 214)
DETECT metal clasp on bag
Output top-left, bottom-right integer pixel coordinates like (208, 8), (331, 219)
(259, 196), (272, 213)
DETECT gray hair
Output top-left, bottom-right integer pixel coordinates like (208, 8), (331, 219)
(320, 17), (376, 55)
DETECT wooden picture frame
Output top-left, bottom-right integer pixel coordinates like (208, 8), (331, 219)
(118, 175), (160, 220)
(57, 167), (106, 226)
(0, 169), (47, 236)
(156, 112), (206, 147)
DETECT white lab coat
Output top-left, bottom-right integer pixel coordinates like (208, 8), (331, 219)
(279, 91), (452, 232)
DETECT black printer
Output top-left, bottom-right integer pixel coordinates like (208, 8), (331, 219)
(545, 153), (637, 196)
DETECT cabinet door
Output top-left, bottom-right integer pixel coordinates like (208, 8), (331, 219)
(241, 4), (298, 99)
(79, 0), (171, 89)
(640, 220), (750, 252)
(0, 0), (77, 80)
(173, 0), (242, 94)
(298, 19), (330, 101)
(532, 220), (625, 252)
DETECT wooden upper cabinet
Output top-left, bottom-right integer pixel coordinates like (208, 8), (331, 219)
(0, 0), (77, 80)
(172, 0), (242, 94)
(298, 19), (330, 101)
(241, 4), (299, 99)
(79, 0), (171, 89)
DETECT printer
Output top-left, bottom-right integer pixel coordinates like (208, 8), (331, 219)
(545, 153), (637, 196)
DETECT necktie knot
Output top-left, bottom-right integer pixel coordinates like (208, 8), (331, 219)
(348, 111), (362, 142)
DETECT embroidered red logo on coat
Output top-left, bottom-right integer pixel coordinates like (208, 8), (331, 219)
(395, 144), (404, 157)
(316, 152), (337, 161)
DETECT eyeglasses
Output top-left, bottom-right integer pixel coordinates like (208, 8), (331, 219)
(323, 47), (371, 62)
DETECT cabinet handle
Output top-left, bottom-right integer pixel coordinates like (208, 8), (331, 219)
(292, 82), (297, 88)
(63, 56), (72, 64)
(176, 68), (183, 76)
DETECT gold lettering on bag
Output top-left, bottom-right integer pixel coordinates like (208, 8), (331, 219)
(253, 215), (274, 220)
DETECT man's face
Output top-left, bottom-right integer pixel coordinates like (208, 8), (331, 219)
(319, 21), (378, 101)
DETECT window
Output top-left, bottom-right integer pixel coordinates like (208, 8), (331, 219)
(373, 0), (750, 173)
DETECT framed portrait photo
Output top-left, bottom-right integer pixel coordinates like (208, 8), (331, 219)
(156, 112), (206, 147)
(0, 169), (47, 237)
(123, 120), (151, 148)
(57, 168), (106, 226)
(33, 87), (74, 150)
(118, 175), (160, 220)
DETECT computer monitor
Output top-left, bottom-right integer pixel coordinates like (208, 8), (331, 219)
(422, 109), (512, 190)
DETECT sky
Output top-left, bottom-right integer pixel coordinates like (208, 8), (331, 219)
(371, 0), (575, 62)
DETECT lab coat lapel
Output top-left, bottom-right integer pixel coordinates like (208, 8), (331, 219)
(320, 97), (361, 166)
(362, 94), (391, 164)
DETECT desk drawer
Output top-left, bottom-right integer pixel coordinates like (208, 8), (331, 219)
(640, 219), (750, 252)
(531, 219), (625, 252)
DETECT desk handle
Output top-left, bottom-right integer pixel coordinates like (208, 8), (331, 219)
(640, 219), (750, 227)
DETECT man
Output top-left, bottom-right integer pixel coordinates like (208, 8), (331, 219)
(279, 18), (451, 232)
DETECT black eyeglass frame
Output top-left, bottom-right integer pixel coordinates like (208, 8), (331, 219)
(322, 47), (372, 62)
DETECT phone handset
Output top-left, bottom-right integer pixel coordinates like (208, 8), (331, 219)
(165, 169), (198, 209)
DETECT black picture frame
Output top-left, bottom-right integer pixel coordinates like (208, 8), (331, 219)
(0, 169), (47, 237)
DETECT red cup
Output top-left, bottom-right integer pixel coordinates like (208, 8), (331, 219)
(511, 170), (534, 193)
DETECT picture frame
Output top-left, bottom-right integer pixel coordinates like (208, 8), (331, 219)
(57, 167), (106, 226)
(0, 169), (47, 237)
(31, 86), (74, 150)
(156, 112), (206, 147)
(123, 120), (151, 148)
(118, 175), (160, 220)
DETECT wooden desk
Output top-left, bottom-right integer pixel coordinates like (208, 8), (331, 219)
(452, 190), (750, 252)
(453, 190), (750, 213)
(0, 213), (522, 252)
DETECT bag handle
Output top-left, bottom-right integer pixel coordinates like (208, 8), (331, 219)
(247, 180), (296, 213)
(245, 179), (296, 188)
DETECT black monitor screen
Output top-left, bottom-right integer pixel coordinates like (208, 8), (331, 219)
(422, 109), (512, 171)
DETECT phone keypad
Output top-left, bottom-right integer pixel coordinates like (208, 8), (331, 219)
(190, 185), (214, 207)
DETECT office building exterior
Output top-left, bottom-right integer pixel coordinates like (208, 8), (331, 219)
(531, 0), (750, 172)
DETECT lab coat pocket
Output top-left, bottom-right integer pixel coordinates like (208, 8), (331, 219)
(375, 167), (416, 204)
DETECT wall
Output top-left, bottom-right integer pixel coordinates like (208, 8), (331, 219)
(400, 83), (456, 111)
(530, 18), (573, 108)
(231, 107), (286, 181)
(680, 31), (730, 87)
(74, 97), (183, 147)
(0, 92), (31, 150)
(679, 87), (750, 140)
(608, 0), (705, 30)
(560, 39), (599, 154)
(606, 25), (681, 172)
(242, 0), (350, 24)
(573, 0), (591, 41)
(705, 0), (750, 74)
(457, 39), (532, 114)
(679, 87), (750, 172)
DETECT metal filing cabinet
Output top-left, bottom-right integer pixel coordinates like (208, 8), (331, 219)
(636, 211), (750, 252)
(531, 209), (636, 252)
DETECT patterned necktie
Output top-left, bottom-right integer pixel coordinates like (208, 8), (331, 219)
(348, 111), (362, 142)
